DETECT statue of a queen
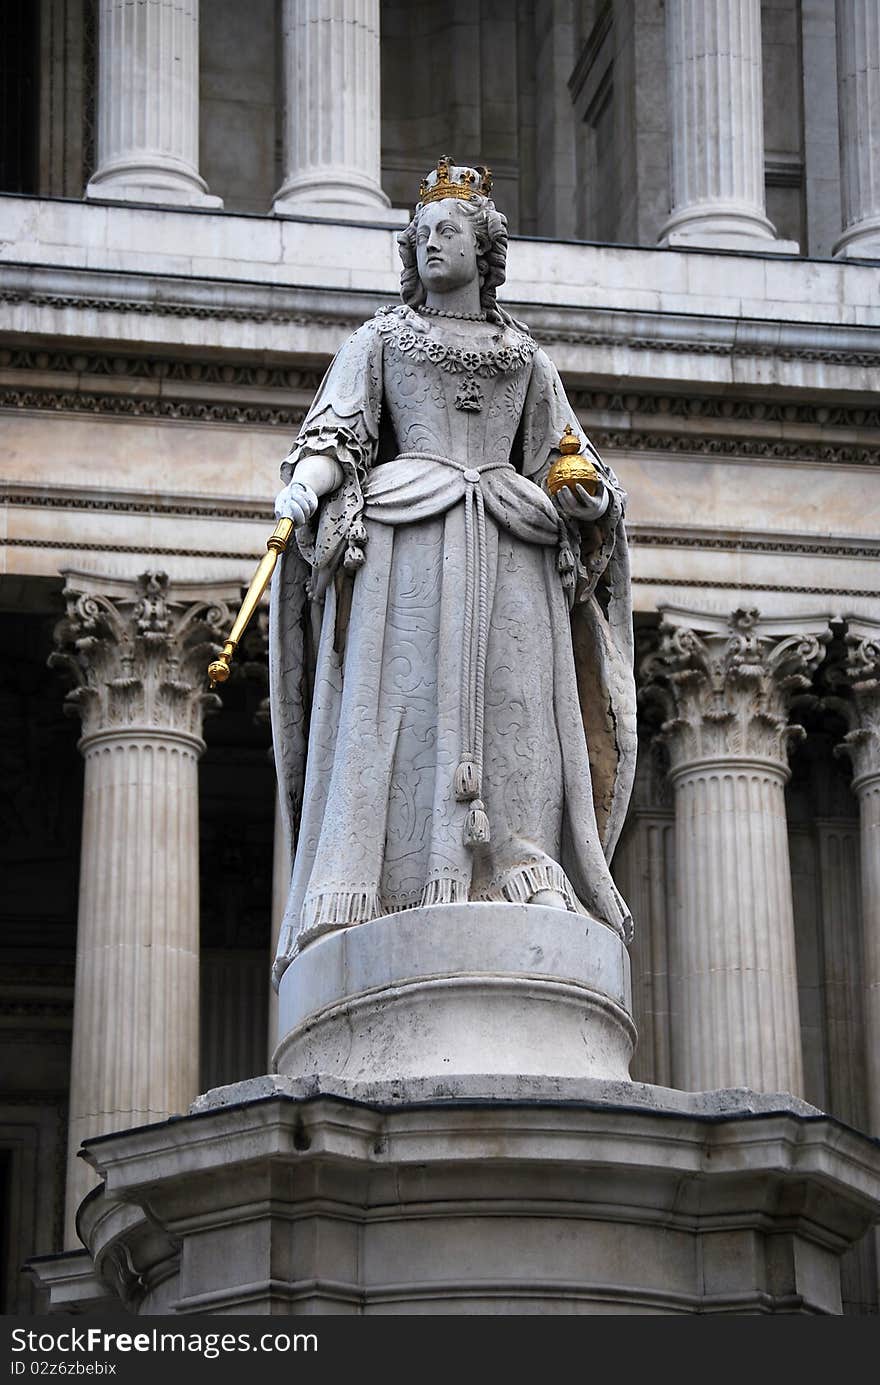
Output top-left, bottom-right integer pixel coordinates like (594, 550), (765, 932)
(270, 157), (636, 985)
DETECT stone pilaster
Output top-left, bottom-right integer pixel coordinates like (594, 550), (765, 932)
(834, 0), (880, 258)
(272, 0), (400, 222)
(641, 607), (831, 1094)
(86, 0), (220, 207)
(837, 618), (880, 1133)
(50, 571), (229, 1244)
(660, 0), (796, 250)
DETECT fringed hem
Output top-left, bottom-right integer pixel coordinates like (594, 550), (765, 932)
(420, 877), (470, 908)
(300, 888), (385, 935)
(484, 861), (581, 913)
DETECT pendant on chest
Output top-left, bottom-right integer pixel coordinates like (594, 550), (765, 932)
(454, 377), (484, 412)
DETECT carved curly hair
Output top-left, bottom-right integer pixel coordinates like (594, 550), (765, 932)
(397, 196), (515, 326)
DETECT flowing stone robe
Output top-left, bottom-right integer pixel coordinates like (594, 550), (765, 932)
(270, 306), (636, 982)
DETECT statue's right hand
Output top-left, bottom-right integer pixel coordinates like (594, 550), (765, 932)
(274, 479), (319, 526)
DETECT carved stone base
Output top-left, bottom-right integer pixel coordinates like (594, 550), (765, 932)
(274, 904), (635, 1086)
(33, 1083), (880, 1315)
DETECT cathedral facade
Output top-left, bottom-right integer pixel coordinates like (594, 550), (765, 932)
(1, 0), (878, 1314)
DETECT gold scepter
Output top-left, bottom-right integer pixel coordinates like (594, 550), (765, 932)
(207, 515), (294, 688)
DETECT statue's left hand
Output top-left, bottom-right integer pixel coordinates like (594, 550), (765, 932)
(555, 481), (609, 523)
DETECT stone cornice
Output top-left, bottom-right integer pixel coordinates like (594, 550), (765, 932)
(3, 346), (879, 437)
(3, 262), (880, 369)
(6, 485), (880, 561)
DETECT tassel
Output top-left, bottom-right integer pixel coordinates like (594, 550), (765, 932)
(454, 759), (480, 800)
(464, 798), (490, 846)
(344, 544), (366, 572)
(557, 545), (575, 574)
(343, 518), (369, 572)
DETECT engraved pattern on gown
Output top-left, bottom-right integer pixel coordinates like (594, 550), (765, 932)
(270, 308), (636, 978)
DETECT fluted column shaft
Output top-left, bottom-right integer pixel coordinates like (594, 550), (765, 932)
(51, 572), (229, 1244)
(68, 729), (201, 1233)
(86, 0), (220, 206)
(852, 776), (880, 1129)
(670, 758), (801, 1091)
(834, 0), (880, 256)
(642, 608), (831, 1094)
(839, 619), (880, 1132)
(273, 0), (391, 218)
(661, 0), (781, 246)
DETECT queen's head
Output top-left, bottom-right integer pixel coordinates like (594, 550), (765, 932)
(397, 156), (510, 320)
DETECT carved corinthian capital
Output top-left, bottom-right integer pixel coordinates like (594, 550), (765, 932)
(837, 617), (880, 790)
(639, 606), (833, 771)
(49, 571), (231, 742)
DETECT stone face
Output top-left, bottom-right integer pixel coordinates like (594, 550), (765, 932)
(31, 1089), (880, 1315)
(641, 607), (832, 1094)
(49, 571), (231, 1245)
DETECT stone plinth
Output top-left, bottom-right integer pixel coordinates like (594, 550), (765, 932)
(32, 1082), (880, 1315)
(274, 904), (635, 1086)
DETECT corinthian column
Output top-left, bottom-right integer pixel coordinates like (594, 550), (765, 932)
(834, 0), (880, 257)
(838, 619), (880, 1132)
(660, 0), (796, 249)
(85, 0), (221, 207)
(51, 572), (229, 1245)
(641, 607), (831, 1094)
(272, 0), (401, 221)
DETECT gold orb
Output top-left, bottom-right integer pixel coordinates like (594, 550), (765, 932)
(546, 423), (600, 497)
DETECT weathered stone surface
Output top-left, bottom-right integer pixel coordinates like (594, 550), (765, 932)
(274, 904), (635, 1086)
(32, 1090), (880, 1315)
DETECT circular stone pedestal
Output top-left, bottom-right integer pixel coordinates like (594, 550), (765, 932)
(274, 903), (634, 1085)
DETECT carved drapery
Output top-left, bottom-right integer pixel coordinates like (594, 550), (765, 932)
(641, 607), (831, 1094)
(50, 571), (229, 1244)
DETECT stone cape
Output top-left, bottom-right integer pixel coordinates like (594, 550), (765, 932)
(269, 306), (636, 980)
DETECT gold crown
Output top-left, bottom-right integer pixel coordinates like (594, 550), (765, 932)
(418, 155), (493, 205)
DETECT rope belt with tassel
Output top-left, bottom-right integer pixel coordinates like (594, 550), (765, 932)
(361, 451), (573, 851)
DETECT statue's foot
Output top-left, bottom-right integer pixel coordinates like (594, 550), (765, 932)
(528, 888), (568, 910)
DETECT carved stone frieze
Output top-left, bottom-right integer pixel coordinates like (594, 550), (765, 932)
(640, 606), (833, 770)
(49, 571), (230, 742)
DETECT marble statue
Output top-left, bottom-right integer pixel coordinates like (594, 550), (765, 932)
(270, 158), (636, 984)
